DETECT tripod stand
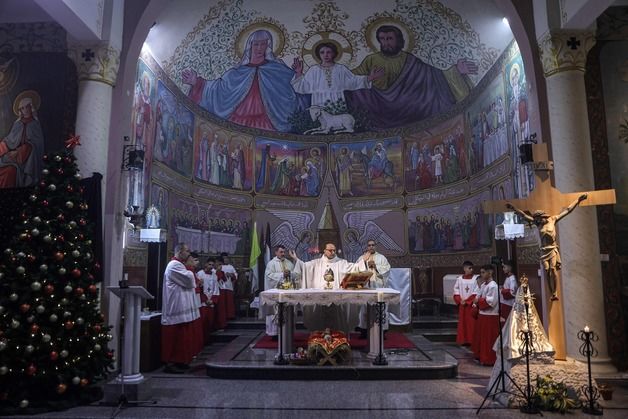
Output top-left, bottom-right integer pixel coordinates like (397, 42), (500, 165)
(477, 261), (526, 414)
(105, 281), (156, 418)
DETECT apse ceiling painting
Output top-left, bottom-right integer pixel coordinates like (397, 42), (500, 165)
(155, 0), (507, 135)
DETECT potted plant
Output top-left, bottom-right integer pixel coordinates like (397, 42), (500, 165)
(531, 375), (581, 414)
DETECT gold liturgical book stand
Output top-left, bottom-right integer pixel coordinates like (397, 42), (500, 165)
(340, 272), (373, 289)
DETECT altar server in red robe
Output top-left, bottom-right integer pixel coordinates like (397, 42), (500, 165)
(161, 243), (201, 373)
(453, 261), (479, 345)
(471, 264), (500, 366)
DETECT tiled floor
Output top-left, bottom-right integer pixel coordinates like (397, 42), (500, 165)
(6, 327), (628, 418)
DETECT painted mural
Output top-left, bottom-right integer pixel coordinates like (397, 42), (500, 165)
(255, 138), (327, 196)
(466, 74), (508, 175)
(167, 0), (502, 134)
(262, 209), (317, 261)
(128, 59), (157, 208)
(505, 50), (534, 198)
(193, 120), (254, 191)
(404, 116), (467, 192)
(128, 0), (538, 267)
(408, 190), (492, 254)
(330, 137), (402, 197)
(0, 53), (76, 188)
(170, 193), (251, 256)
(153, 80), (194, 177)
(341, 209), (405, 262)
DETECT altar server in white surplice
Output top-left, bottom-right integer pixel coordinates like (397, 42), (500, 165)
(290, 243), (357, 333)
(161, 243), (201, 373)
(264, 245), (300, 336)
(354, 239), (391, 335)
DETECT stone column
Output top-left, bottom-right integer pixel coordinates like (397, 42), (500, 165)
(539, 30), (613, 371)
(68, 43), (120, 190)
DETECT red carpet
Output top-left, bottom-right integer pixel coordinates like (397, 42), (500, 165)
(253, 331), (416, 350)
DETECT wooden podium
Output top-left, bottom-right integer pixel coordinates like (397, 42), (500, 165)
(108, 286), (154, 383)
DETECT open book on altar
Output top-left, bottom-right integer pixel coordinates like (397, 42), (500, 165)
(340, 271), (373, 289)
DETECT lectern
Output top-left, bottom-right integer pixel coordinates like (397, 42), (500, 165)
(107, 286), (154, 383)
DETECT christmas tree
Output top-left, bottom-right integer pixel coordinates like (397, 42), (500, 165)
(0, 138), (113, 412)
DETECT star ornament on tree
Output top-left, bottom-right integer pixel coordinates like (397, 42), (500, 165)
(65, 135), (81, 149)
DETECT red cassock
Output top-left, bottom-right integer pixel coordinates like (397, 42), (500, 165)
(472, 280), (499, 366)
(453, 275), (478, 345)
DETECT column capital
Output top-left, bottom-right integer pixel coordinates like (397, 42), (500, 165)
(68, 42), (120, 86)
(538, 30), (596, 77)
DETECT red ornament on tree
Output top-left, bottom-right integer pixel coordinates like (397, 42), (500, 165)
(56, 234), (65, 243)
(26, 364), (37, 376)
(44, 284), (54, 295)
(66, 185), (74, 193)
(56, 384), (67, 394)
(42, 200), (49, 207)
(57, 214), (65, 222)
(50, 351), (58, 361)
(64, 321), (74, 330)
(74, 287), (84, 296)
(27, 254), (36, 263)
(88, 274), (95, 281)
(94, 262), (101, 271)
(88, 284), (97, 294)
(54, 251), (64, 261)
(79, 378), (89, 387)
(78, 218), (87, 226)
(93, 324), (101, 333)
(71, 268), (81, 278)
(30, 324), (39, 334)
(19, 304), (30, 313)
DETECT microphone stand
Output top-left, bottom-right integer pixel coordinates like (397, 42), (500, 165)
(477, 261), (526, 414)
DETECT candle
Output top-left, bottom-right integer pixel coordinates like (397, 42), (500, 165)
(584, 325), (590, 333)
(124, 273), (128, 282)
(377, 291), (384, 302)
(278, 292), (283, 303)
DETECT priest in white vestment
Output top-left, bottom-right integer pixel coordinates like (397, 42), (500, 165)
(290, 243), (358, 332)
(354, 240), (391, 334)
(264, 245), (301, 336)
(161, 243), (201, 373)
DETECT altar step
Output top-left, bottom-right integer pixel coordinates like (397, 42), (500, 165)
(205, 330), (458, 380)
(225, 316), (459, 342)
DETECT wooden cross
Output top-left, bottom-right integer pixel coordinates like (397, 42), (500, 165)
(482, 143), (615, 360)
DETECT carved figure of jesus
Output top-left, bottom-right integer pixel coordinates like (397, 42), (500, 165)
(506, 194), (587, 300)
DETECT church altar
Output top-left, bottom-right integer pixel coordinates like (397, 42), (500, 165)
(260, 288), (400, 359)
(174, 226), (239, 253)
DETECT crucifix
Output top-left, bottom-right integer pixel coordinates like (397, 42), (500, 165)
(482, 143), (615, 360)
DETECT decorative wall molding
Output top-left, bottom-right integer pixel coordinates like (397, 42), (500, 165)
(538, 30), (595, 77)
(68, 42), (120, 86)
(0, 22), (66, 53)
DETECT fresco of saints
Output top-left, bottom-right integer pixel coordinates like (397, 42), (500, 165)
(230, 142), (246, 190)
(134, 72), (152, 150)
(291, 42), (383, 108)
(182, 29), (299, 132)
(345, 25), (477, 129)
(0, 91), (44, 188)
(335, 146), (352, 197)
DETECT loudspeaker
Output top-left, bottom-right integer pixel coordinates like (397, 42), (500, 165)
(519, 143), (533, 164)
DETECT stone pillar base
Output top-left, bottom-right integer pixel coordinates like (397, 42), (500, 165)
(101, 376), (154, 406)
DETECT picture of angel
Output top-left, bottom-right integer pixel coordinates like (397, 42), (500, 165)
(342, 209), (406, 260)
(264, 209), (316, 261)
